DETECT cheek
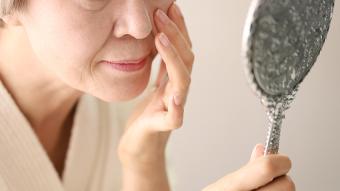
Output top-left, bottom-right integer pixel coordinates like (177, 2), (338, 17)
(21, 0), (172, 101)
(23, 0), (111, 84)
(23, 0), (113, 77)
(147, 0), (175, 34)
(24, 0), (174, 66)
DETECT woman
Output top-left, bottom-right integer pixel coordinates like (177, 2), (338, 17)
(0, 0), (295, 190)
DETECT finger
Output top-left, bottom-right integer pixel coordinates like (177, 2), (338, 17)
(168, 2), (192, 48)
(232, 155), (292, 190)
(155, 32), (191, 107)
(201, 173), (237, 191)
(250, 143), (265, 162)
(256, 175), (296, 191)
(146, 95), (184, 132)
(155, 60), (168, 87)
(165, 94), (184, 130)
(155, 8), (194, 74)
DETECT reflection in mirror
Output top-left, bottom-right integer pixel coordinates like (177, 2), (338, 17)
(242, 0), (335, 155)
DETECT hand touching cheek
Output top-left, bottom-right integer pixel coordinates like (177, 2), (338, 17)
(118, 2), (194, 167)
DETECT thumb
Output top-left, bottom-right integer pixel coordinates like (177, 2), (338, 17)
(249, 143), (265, 162)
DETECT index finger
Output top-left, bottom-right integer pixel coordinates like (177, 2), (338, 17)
(155, 32), (191, 102)
(168, 3), (192, 48)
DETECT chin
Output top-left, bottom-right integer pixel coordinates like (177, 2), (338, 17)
(98, 83), (149, 103)
(91, 72), (151, 103)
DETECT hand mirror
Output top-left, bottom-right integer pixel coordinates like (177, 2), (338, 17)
(242, 0), (335, 154)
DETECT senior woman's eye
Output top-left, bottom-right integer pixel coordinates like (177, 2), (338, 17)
(78, 0), (109, 11)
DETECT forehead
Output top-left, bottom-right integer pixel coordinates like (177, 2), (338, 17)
(23, 0), (174, 15)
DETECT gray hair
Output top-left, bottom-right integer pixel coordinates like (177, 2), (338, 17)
(0, 0), (25, 27)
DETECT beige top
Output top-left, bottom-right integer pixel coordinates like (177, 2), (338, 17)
(0, 79), (129, 191)
(0, 79), (178, 191)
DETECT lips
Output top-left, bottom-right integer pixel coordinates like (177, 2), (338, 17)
(103, 57), (145, 64)
(99, 54), (149, 72)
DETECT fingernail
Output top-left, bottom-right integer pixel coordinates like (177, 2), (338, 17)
(159, 33), (170, 47)
(173, 3), (183, 17)
(250, 144), (262, 161)
(157, 9), (169, 24)
(254, 144), (264, 155)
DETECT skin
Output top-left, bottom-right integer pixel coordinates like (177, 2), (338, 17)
(0, 1), (295, 190)
(203, 144), (295, 191)
(0, 0), (175, 178)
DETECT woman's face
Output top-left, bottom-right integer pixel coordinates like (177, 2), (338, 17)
(18, 0), (174, 102)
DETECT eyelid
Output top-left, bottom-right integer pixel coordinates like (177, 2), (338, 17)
(78, 0), (109, 12)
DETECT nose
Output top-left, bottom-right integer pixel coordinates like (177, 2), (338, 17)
(113, 1), (152, 39)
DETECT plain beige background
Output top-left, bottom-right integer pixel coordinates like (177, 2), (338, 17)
(164, 1), (340, 190)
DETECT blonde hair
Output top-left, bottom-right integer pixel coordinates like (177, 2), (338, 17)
(0, 0), (25, 27)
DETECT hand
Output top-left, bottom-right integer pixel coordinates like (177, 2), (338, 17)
(118, 2), (194, 168)
(202, 144), (296, 191)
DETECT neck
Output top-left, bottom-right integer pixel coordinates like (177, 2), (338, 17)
(0, 25), (82, 145)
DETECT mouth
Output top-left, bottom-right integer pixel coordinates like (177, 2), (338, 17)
(99, 54), (150, 72)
